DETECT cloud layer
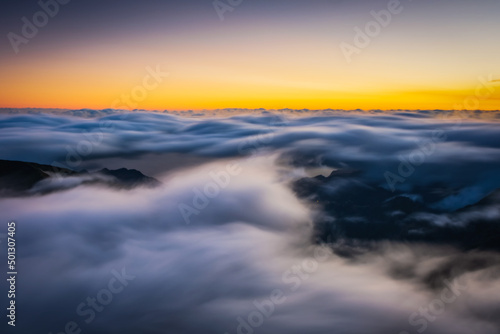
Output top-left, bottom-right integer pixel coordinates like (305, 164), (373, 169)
(0, 110), (499, 333)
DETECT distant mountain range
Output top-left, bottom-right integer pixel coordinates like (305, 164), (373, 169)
(0, 159), (160, 196)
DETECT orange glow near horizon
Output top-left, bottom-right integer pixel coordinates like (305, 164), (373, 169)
(1, 40), (499, 111)
(2, 72), (499, 111)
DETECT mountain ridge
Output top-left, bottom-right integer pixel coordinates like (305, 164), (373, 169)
(0, 159), (160, 196)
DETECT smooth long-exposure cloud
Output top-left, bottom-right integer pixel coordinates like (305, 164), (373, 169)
(1, 157), (499, 334)
(0, 109), (499, 334)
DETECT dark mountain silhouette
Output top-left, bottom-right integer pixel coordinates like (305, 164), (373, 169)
(293, 169), (500, 252)
(99, 167), (161, 188)
(0, 160), (77, 193)
(0, 159), (160, 196)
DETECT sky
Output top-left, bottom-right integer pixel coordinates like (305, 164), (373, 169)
(0, 0), (499, 110)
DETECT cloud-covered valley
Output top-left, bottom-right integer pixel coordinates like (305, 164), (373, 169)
(0, 109), (499, 334)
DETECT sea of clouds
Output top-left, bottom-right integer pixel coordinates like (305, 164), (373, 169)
(0, 109), (499, 334)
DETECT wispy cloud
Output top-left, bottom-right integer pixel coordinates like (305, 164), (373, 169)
(1, 110), (500, 333)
